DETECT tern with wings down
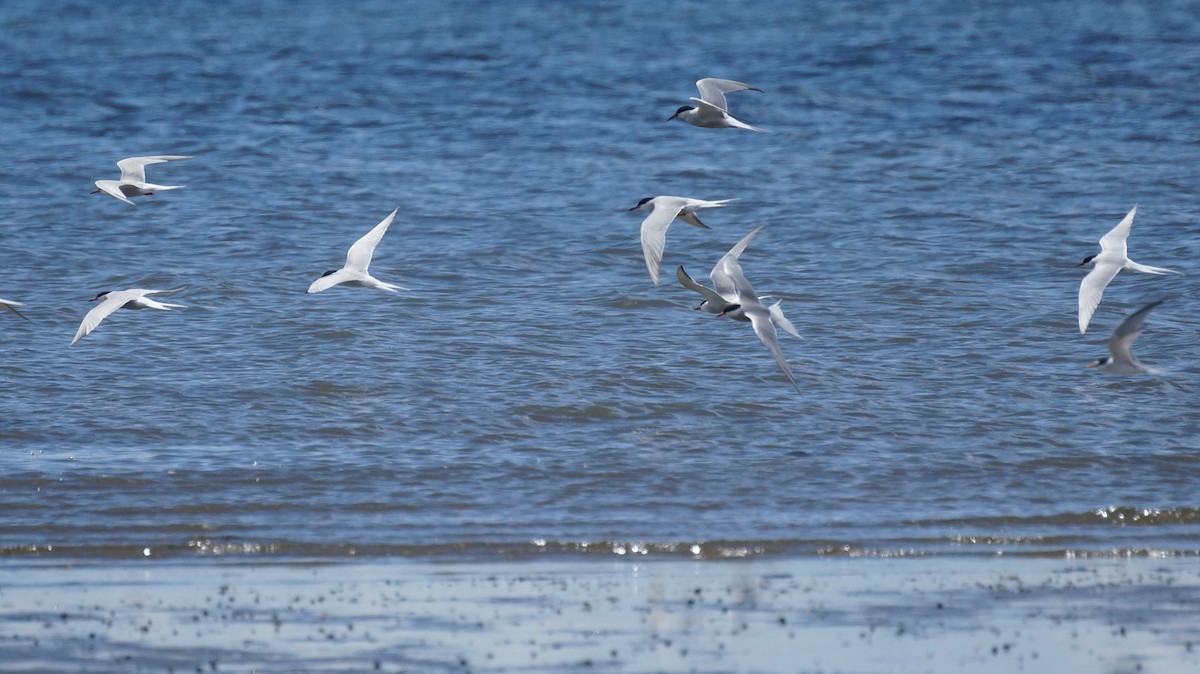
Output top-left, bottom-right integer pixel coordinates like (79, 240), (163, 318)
(70, 287), (186, 346)
(628, 195), (733, 285)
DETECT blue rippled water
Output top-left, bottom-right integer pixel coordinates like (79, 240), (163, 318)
(1, 0), (1199, 560)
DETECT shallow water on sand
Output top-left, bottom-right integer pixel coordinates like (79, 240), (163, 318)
(1, 1), (1200, 562)
(2, 556), (1198, 673)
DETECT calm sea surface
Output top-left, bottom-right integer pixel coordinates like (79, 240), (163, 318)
(1, 0), (1199, 561)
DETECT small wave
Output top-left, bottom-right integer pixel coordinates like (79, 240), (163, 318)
(5, 535), (1199, 563)
(907, 506), (1200, 528)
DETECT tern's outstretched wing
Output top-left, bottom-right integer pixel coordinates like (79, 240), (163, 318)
(345, 208), (398, 273)
(695, 78), (761, 111)
(676, 265), (733, 313)
(639, 199), (686, 285)
(1078, 261), (1122, 334)
(70, 292), (134, 345)
(711, 224), (764, 298)
(116, 155), (192, 183)
(94, 180), (136, 205)
(307, 269), (353, 294)
(1098, 205), (1136, 258)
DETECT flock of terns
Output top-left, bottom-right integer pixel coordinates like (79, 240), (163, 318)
(639, 80), (1182, 383)
(0, 78), (1182, 385)
(1, 150), (411, 347)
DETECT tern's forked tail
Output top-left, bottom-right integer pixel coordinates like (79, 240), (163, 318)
(1129, 261), (1182, 276)
(730, 118), (766, 133)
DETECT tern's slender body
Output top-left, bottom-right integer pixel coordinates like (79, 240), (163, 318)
(1085, 299), (1164, 374)
(677, 225), (800, 390)
(668, 78), (764, 132)
(628, 195), (732, 285)
(307, 208), (407, 294)
(1076, 205), (1180, 334)
(70, 287), (186, 345)
(0, 298), (28, 320)
(92, 155), (192, 205)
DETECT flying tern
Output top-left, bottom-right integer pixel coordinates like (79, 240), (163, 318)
(92, 155), (193, 205)
(70, 287), (186, 345)
(1085, 299), (1165, 374)
(628, 195), (733, 285)
(677, 225), (800, 390)
(0, 298), (28, 320)
(1076, 205), (1180, 334)
(675, 225), (801, 339)
(307, 208), (408, 294)
(668, 78), (764, 132)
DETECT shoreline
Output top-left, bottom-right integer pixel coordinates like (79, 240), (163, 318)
(2, 555), (1197, 673)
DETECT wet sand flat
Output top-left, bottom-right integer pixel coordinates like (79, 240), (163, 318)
(1, 555), (1197, 673)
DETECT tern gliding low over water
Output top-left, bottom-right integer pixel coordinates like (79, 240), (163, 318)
(91, 155), (193, 206)
(70, 287), (187, 346)
(307, 208), (408, 294)
(668, 78), (764, 132)
(1076, 205), (1180, 334)
(628, 195), (732, 285)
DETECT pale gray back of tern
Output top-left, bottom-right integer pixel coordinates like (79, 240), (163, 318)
(1076, 205), (1180, 334)
(668, 78), (764, 132)
(91, 155), (193, 205)
(0, 298), (28, 321)
(1085, 299), (1165, 374)
(628, 195), (733, 285)
(307, 208), (408, 294)
(70, 287), (186, 346)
